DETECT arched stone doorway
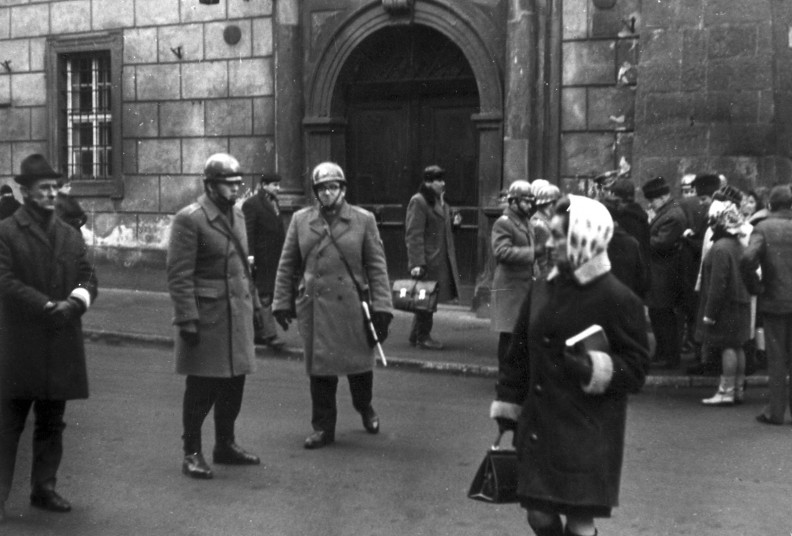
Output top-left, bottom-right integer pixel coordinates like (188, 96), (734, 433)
(303, 1), (504, 303)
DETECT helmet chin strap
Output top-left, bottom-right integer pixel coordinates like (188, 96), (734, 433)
(317, 188), (344, 211)
(206, 183), (237, 210)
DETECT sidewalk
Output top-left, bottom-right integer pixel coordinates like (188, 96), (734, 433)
(83, 288), (768, 388)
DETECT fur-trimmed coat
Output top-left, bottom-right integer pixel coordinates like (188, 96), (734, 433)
(272, 202), (392, 376)
(0, 205), (98, 400)
(167, 194), (259, 378)
(491, 267), (649, 511)
(490, 205), (534, 333)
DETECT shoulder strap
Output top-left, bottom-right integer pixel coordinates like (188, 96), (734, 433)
(325, 227), (366, 301)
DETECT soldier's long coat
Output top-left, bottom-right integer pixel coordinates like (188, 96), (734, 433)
(0, 206), (97, 400)
(272, 202), (392, 376)
(490, 206), (534, 333)
(167, 194), (258, 377)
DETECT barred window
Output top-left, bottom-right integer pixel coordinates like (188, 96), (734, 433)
(47, 32), (123, 198)
(64, 52), (112, 180)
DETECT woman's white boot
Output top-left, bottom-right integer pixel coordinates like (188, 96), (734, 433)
(702, 376), (735, 406)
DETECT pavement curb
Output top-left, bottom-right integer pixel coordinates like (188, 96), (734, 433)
(83, 329), (769, 388)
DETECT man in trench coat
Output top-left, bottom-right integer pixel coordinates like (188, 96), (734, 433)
(272, 162), (393, 450)
(242, 172), (286, 348)
(167, 153), (263, 480)
(404, 165), (462, 350)
(0, 154), (98, 520)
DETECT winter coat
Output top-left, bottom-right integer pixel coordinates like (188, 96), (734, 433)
(242, 190), (285, 296)
(167, 194), (258, 378)
(741, 208), (792, 315)
(0, 205), (98, 400)
(615, 201), (650, 262)
(405, 185), (460, 302)
(272, 202), (392, 376)
(608, 226), (649, 299)
(490, 206), (534, 333)
(696, 234), (751, 347)
(645, 198), (687, 308)
(529, 211), (552, 278)
(493, 270), (649, 511)
(0, 196), (20, 220)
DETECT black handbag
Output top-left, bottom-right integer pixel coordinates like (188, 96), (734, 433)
(391, 279), (439, 312)
(467, 431), (519, 504)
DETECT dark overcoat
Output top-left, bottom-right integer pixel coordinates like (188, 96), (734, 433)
(404, 188), (461, 302)
(242, 190), (285, 296)
(608, 226), (649, 299)
(0, 196), (20, 220)
(0, 206), (98, 400)
(167, 195), (258, 378)
(696, 234), (751, 347)
(495, 272), (648, 511)
(490, 206), (534, 333)
(645, 198), (687, 308)
(272, 202), (393, 376)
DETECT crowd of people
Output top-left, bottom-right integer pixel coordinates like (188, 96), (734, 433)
(1, 152), (790, 534)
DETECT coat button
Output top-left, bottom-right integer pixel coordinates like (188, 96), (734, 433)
(542, 337), (551, 347)
(529, 433), (538, 442)
(534, 384), (543, 395)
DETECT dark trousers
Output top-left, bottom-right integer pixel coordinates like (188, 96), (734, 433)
(410, 310), (434, 342)
(309, 372), (373, 435)
(763, 313), (792, 422)
(182, 375), (245, 455)
(648, 306), (682, 365)
(497, 332), (513, 371)
(0, 399), (67, 502)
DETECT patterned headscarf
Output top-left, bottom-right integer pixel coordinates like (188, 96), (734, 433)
(707, 198), (743, 236)
(566, 195), (614, 275)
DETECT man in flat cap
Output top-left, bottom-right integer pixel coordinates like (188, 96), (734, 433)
(242, 172), (286, 349)
(642, 176), (687, 369)
(0, 154), (98, 520)
(405, 165), (462, 350)
(167, 153), (263, 480)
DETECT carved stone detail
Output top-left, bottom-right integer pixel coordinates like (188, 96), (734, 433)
(382, 0), (414, 16)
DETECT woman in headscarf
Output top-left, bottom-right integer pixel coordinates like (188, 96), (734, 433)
(697, 186), (752, 405)
(490, 196), (649, 536)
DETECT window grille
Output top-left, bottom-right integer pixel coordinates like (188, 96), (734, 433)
(62, 52), (112, 181)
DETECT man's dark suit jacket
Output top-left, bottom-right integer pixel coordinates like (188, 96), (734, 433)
(242, 190), (285, 296)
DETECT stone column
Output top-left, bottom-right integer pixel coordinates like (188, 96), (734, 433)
(503, 0), (536, 187)
(274, 0), (304, 199)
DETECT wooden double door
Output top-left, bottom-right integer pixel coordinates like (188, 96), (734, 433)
(346, 92), (479, 302)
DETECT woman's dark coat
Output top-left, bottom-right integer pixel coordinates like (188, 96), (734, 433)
(0, 206), (98, 400)
(405, 185), (460, 302)
(495, 272), (649, 511)
(242, 190), (285, 296)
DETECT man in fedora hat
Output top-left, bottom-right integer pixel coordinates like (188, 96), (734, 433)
(642, 175), (687, 370)
(0, 154), (98, 520)
(242, 172), (286, 349)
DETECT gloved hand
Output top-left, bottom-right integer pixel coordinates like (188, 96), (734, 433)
(410, 266), (426, 279)
(563, 346), (593, 384)
(253, 309), (265, 331)
(47, 298), (84, 326)
(273, 310), (294, 331)
(495, 417), (517, 434)
(371, 311), (393, 344)
(178, 321), (200, 346)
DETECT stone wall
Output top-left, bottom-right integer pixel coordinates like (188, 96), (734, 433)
(0, 0), (275, 265)
(633, 0), (791, 195)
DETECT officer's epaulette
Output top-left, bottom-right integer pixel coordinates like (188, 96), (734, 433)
(350, 205), (372, 217)
(182, 202), (202, 215)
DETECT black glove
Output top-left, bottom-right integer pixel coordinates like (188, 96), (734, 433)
(273, 310), (293, 331)
(48, 298), (84, 327)
(495, 417), (518, 434)
(253, 309), (265, 331)
(563, 346), (593, 384)
(410, 266), (426, 280)
(371, 311), (393, 344)
(179, 330), (200, 346)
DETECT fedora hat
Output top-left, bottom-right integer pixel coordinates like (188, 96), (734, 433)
(15, 154), (62, 186)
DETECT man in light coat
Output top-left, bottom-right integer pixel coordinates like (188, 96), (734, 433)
(272, 162), (393, 450)
(404, 165), (461, 350)
(167, 153), (263, 479)
(741, 184), (792, 425)
(0, 154), (98, 520)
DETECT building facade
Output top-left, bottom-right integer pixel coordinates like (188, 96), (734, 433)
(1, 0), (790, 303)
